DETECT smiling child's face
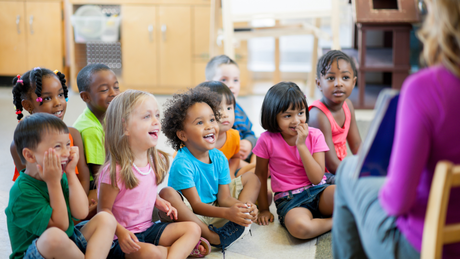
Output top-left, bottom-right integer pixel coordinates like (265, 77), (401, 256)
(125, 96), (161, 153)
(31, 131), (71, 173)
(27, 76), (67, 120)
(86, 70), (120, 114)
(179, 102), (219, 153)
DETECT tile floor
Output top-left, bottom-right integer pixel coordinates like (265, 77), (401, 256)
(0, 84), (374, 258)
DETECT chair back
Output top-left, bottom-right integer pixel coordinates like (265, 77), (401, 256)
(421, 161), (460, 259)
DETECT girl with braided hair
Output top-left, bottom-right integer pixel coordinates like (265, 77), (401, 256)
(10, 68), (93, 204)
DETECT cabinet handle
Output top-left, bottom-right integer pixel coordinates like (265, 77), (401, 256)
(16, 15), (21, 34)
(29, 15), (34, 35)
(161, 24), (167, 42)
(148, 25), (154, 42)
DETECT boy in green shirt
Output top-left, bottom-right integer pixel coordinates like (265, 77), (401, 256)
(6, 113), (116, 259)
(73, 64), (120, 180)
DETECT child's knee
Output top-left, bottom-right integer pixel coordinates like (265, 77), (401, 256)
(38, 227), (71, 252)
(159, 187), (178, 200)
(92, 211), (117, 229)
(287, 220), (314, 238)
(182, 221), (201, 237)
(138, 244), (165, 259)
(243, 171), (261, 187)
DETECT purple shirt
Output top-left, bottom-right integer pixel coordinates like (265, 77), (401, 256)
(379, 66), (460, 257)
(253, 127), (329, 192)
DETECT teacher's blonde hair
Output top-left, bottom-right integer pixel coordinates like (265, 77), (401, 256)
(417, 0), (460, 76)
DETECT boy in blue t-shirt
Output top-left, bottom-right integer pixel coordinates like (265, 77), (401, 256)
(159, 87), (259, 255)
(6, 113), (116, 259)
(205, 55), (257, 164)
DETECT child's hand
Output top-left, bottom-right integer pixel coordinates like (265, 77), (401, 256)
(64, 146), (79, 174)
(246, 202), (259, 222)
(239, 140), (252, 160)
(118, 228), (141, 254)
(155, 196), (178, 220)
(37, 148), (62, 184)
(256, 210), (274, 226)
(89, 198), (97, 210)
(227, 203), (252, 227)
(295, 123), (309, 147)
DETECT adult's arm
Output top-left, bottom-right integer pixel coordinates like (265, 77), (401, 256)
(379, 77), (431, 215)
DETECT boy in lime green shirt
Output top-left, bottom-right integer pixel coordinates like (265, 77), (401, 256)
(73, 64), (120, 179)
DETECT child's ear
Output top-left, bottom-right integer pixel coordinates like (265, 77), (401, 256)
(22, 99), (33, 114)
(22, 148), (36, 164)
(353, 76), (357, 87)
(176, 130), (187, 143)
(80, 91), (91, 103)
(315, 78), (322, 91)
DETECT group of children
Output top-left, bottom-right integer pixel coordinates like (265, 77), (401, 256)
(6, 49), (362, 259)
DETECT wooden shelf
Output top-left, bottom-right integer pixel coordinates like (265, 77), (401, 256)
(339, 48), (411, 72)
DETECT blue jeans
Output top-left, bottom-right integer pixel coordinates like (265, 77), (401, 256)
(24, 221), (88, 259)
(275, 184), (329, 227)
(332, 156), (420, 259)
(108, 222), (169, 259)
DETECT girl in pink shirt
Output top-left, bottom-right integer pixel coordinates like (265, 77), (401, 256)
(97, 90), (210, 258)
(309, 50), (362, 184)
(253, 82), (335, 239)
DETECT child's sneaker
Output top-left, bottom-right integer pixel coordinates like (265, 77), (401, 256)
(209, 221), (250, 250)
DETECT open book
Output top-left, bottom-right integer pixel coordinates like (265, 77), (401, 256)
(353, 89), (400, 178)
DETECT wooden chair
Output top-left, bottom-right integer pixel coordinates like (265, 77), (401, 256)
(211, 0), (341, 96)
(421, 161), (460, 259)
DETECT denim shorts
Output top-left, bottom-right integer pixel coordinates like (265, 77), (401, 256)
(108, 222), (169, 259)
(275, 184), (329, 227)
(24, 221), (88, 259)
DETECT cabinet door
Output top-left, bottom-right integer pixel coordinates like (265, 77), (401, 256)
(0, 1), (27, 75)
(158, 6), (192, 88)
(121, 5), (158, 90)
(192, 6), (210, 85)
(25, 2), (62, 71)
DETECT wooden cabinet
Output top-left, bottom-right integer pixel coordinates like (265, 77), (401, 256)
(0, 0), (63, 76)
(121, 5), (158, 89)
(122, 5), (193, 93)
(66, 0), (250, 94)
(157, 6), (192, 89)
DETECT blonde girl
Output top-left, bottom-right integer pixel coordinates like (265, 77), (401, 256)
(97, 90), (209, 259)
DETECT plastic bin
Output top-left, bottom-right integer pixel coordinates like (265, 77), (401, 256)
(71, 14), (121, 43)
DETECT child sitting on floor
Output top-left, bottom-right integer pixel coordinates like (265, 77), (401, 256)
(73, 63), (121, 186)
(159, 87), (259, 256)
(97, 90), (207, 258)
(309, 50), (362, 184)
(10, 68), (94, 216)
(254, 82), (334, 240)
(6, 113), (116, 259)
(206, 55), (257, 164)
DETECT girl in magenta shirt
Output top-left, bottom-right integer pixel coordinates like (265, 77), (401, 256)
(97, 90), (210, 258)
(254, 82), (335, 239)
